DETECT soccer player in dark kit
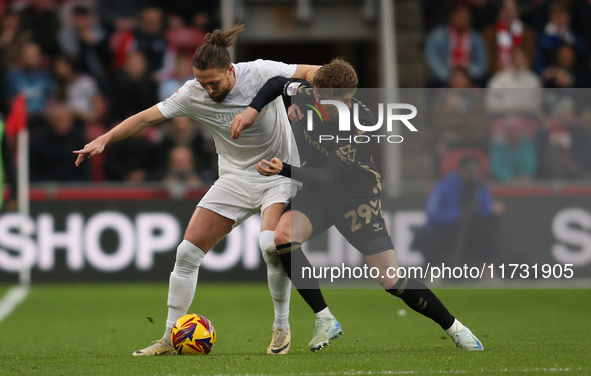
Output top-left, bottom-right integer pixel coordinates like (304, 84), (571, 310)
(230, 58), (484, 352)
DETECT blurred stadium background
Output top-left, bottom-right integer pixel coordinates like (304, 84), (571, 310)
(1, 0), (591, 284)
(1, 1), (591, 374)
(0, 0), (589, 310)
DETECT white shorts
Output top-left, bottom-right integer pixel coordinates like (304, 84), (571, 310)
(197, 174), (296, 228)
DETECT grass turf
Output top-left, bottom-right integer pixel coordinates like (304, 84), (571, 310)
(0, 285), (7, 299)
(0, 283), (590, 375)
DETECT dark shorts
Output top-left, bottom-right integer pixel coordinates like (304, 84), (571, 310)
(285, 187), (393, 255)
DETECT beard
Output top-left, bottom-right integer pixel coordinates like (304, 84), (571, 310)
(209, 87), (231, 103)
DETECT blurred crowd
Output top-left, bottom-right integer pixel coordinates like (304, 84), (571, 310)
(1, 0), (590, 189)
(423, 0), (591, 183)
(0, 0), (218, 186)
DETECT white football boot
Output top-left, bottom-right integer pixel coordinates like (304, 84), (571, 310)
(452, 327), (484, 350)
(308, 317), (343, 352)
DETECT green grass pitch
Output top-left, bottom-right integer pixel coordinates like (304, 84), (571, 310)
(0, 283), (590, 375)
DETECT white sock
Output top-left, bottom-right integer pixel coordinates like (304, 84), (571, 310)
(163, 326), (172, 342)
(316, 307), (334, 319)
(445, 319), (465, 336)
(165, 240), (206, 337)
(260, 230), (291, 331)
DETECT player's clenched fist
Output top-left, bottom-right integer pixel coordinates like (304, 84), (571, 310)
(229, 106), (259, 140)
(256, 158), (283, 176)
(73, 136), (108, 166)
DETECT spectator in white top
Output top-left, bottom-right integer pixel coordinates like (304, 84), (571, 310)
(486, 48), (542, 116)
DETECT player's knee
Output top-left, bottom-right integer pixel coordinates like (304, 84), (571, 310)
(274, 226), (291, 246)
(175, 240), (205, 272)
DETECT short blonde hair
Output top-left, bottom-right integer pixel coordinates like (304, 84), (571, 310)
(312, 58), (358, 98)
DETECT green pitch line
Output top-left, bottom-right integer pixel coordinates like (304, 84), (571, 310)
(0, 283), (590, 376)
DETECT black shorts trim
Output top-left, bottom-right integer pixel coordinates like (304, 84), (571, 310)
(361, 235), (394, 255)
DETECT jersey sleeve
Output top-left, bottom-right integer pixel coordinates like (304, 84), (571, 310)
(249, 77), (311, 112)
(254, 59), (298, 82)
(156, 80), (192, 118)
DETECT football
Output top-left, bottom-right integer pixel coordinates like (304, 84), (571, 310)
(171, 314), (216, 355)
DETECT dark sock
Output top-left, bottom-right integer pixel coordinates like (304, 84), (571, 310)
(277, 242), (328, 314)
(388, 277), (455, 330)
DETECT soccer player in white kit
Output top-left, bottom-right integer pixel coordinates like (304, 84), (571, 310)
(73, 24), (319, 356)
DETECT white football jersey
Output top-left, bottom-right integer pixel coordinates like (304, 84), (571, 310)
(157, 59), (300, 187)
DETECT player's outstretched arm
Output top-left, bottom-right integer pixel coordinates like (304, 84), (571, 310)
(229, 76), (290, 140)
(229, 107), (259, 140)
(229, 65), (318, 141)
(73, 105), (166, 166)
(229, 65), (318, 140)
